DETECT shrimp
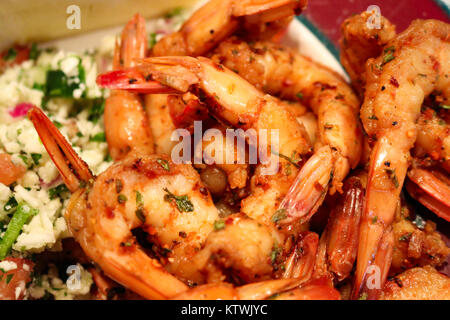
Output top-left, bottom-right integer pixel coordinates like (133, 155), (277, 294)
(145, 0), (306, 156)
(354, 19), (450, 300)
(380, 266), (450, 300)
(325, 176), (364, 282)
(340, 12), (450, 222)
(104, 14), (154, 160)
(340, 11), (396, 96)
(390, 198), (450, 274)
(152, 0), (307, 57)
(28, 106), (220, 299)
(210, 38), (363, 224)
(406, 168), (450, 222)
(192, 213), (281, 283)
(173, 278), (340, 300)
(97, 55), (312, 232)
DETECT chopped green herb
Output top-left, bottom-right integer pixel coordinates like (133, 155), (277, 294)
(271, 209), (287, 223)
(439, 105), (450, 110)
(29, 43), (40, 60)
(163, 188), (194, 212)
(52, 120), (62, 128)
(0, 202), (38, 260)
(18, 154), (28, 166)
(382, 46), (396, 65)
(135, 208), (146, 223)
(30, 153), (42, 165)
(48, 184), (69, 199)
(45, 70), (76, 98)
(32, 83), (45, 92)
(117, 194), (127, 204)
(89, 132), (106, 142)
(148, 33), (157, 49)
(271, 150), (301, 168)
(4, 197), (18, 212)
(372, 216), (378, 224)
(385, 168), (399, 188)
(368, 115), (379, 120)
(399, 232), (412, 242)
(358, 292), (368, 300)
(164, 7), (183, 18)
(135, 190), (143, 206)
(324, 123), (334, 130)
(213, 220), (226, 231)
(87, 99), (105, 123)
(413, 214), (426, 230)
(5, 274), (13, 284)
(156, 158), (170, 171)
(296, 92), (304, 100)
(104, 154), (112, 162)
(76, 132), (83, 138)
(4, 48), (17, 61)
(270, 246), (280, 264)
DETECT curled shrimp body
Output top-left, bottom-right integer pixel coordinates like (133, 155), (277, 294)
(172, 278), (340, 300)
(340, 11), (396, 96)
(211, 39), (362, 223)
(146, 0), (306, 156)
(28, 106), (221, 299)
(339, 11), (450, 221)
(152, 0), (307, 57)
(104, 14), (154, 160)
(193, 213), (281, 283)
(355, 19), (450, 299)
(98, 55), (312, 231)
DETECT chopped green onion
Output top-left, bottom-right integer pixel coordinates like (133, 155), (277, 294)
(0, 202), (38, 260)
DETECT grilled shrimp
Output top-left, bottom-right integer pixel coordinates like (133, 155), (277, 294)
(380, 266), (450, 300)
(340, 12), (450, 222)
(145, 0), (307, 156)
(29, 106), (304, 297)
(340, 11), (396, 96)
(97, 55), (312, 231)
(390, 198), (450, 274)
(211, 38), (363, 223)
(173, 277), (340, 300)
(104, 14), (154, 160)
(354, 19), (450, 299)
(152, 0), (307, 57)
(28, 106), (221, 299)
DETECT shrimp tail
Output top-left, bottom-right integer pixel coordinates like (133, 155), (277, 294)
(406, 168), (450, 222)
(352, 226), (394, 300)
(278, 146), (334, 224)
(27, 106), (93, 192)
(326, 176), (364, 281)
(282, 232), (319, 283)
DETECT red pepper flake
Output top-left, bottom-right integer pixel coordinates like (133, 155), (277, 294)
(225, 217), (234, 225)
(313, 182), (323, 192)
(105, 207), (115, 219)
(390, 76), (399, 88)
